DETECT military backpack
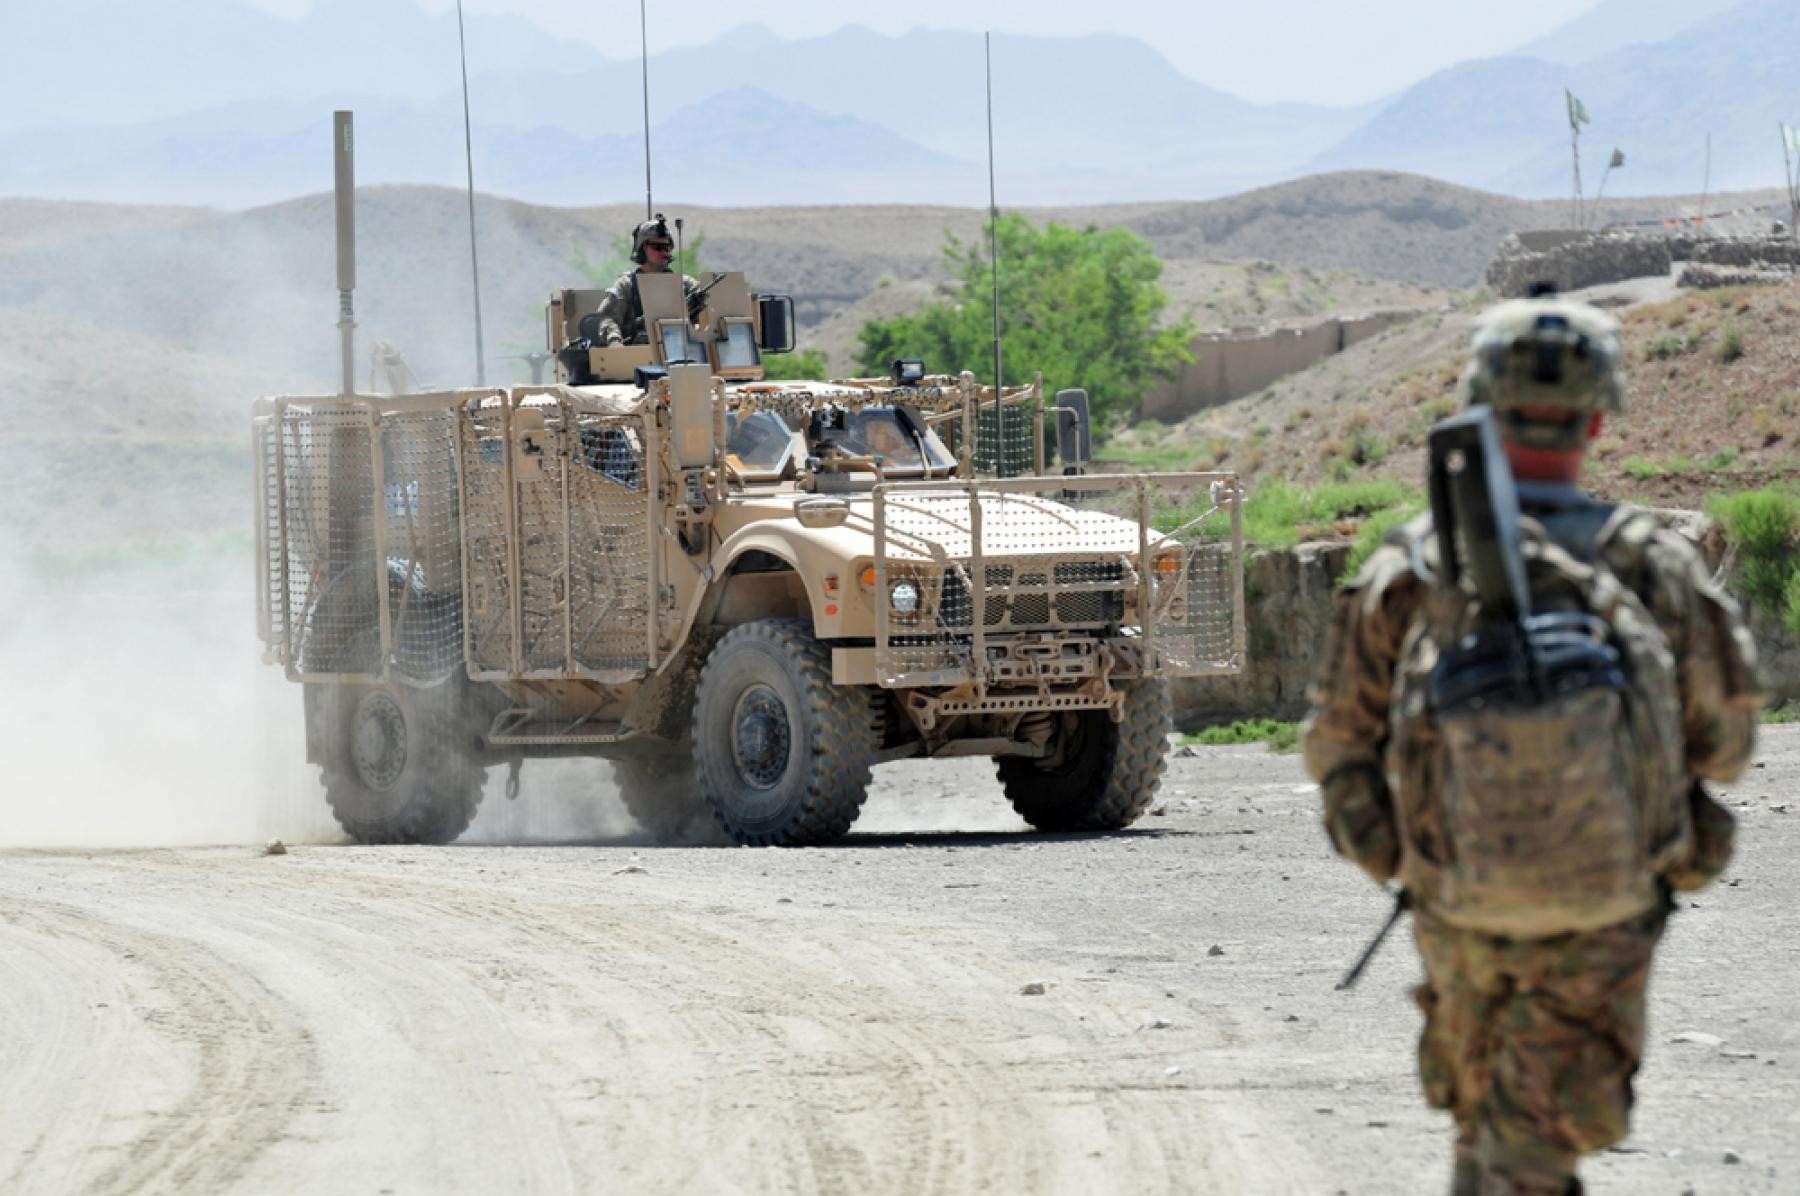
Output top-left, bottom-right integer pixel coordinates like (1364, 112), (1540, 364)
(1386, 506), (1691, 937)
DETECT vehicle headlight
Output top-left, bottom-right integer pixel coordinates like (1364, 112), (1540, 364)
(890, 581), (921, 614)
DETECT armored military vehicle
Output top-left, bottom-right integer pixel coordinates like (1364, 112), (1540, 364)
(254, 264), (1245, 845)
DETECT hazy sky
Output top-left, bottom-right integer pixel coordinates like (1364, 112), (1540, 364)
(241, 0), (1600, 107)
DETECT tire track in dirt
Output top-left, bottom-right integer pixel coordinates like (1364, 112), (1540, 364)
(246, 860), (1039, 1194)
(190, 852), (1325, 1194)
(2, 844), (1333, 1194)
(0, 897), (318, 1196)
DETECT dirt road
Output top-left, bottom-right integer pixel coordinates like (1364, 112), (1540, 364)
(2, 729), (1795, 1196)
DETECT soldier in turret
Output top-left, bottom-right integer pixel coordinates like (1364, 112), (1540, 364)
(593, 213), (699, 346)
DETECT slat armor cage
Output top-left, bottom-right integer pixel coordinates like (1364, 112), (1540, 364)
(253, 387), (656, 686)
(871, 473), (1245, 689)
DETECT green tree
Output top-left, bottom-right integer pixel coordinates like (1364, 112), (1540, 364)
(855, 215), (1195, 430)
(759, 348), (831, 381)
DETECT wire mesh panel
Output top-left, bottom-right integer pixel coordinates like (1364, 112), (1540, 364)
(512, 395), (570, 674)
(1128, 475), (1245, 676)
(458, 396), (516, 675)
(456, 389), (654, 681)
(381, 406), (464, 682)
(253, 412), (285, 662)
(968, 394), (1040, 479)
(872, 474), (1244, 687)
(255, 395), (471, 681)
(281, 402), (378, 676)
(566, 409), (654, 676)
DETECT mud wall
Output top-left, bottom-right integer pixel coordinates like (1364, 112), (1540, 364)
(1171, 531), (1799, 730)
(1487, 231), (1800, 298)
(1487, 231), (1675, 297)
(1142, 311), (1419, 424)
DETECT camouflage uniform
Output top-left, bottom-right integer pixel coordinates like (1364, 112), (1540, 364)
(592, 267), (700, 346)
(1301, 299), (1761, 1195)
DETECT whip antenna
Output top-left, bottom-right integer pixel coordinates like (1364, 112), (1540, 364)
(641, 0), (654, 219)
(455, 0), (487, 385)
(985, 32), (1005, 478)
(333, 110), (356, 396)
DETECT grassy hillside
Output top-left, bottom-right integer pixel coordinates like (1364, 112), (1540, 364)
(1108, 282), (1800, 513)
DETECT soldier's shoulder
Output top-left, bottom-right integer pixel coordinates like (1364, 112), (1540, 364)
(1599, 504), (1708, 579)
(1345, 512), (1434, 595)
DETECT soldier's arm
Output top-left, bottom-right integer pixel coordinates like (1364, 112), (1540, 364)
(593, 281), (631, 346)
(1615, 526), (1760, 891)
(1639, 528), (1762, 782)
(1301, 544), (1421, 883)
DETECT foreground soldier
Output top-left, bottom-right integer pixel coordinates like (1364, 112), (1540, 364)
(593, 213), (699, 346)
(1301, 297), (1761, 1195)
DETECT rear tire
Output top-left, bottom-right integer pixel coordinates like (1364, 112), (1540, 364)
(694, 619), (877, 846)
(314, 678), (485, 844)
(997, 679), (1170, 832)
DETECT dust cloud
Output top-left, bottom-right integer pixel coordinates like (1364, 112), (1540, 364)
(0, 551), (324, 847)
(0, 194), (633, 849)
(0, 541), (664, 849)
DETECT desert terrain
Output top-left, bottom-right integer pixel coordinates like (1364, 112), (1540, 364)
(2, 172), (1797, 1195)
(2, 726), (1794, 1195)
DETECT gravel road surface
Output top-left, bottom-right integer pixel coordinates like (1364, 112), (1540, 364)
(2, 729), (1795, 1195)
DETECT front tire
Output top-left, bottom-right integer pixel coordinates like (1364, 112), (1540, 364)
(313, 678), (486, 844)
(997, 679), (1170, 831)
(694, 619), (877, 846)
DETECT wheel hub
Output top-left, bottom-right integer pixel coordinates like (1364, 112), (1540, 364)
(351, 689), (408, 791)
(731, 685), (791, 790)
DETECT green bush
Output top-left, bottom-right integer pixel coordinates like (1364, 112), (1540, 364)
(1645, 335), (1694, 360)
(759, 348), (830, 381)
(1234, 479), (1420, 550)
(1709, 489), (1800, 556)
(1707, 488), (1800, 614)
(1786, 568), (1800, 639)
(1718, 324), (1746, 363)
(1183, 719), (1300, 753)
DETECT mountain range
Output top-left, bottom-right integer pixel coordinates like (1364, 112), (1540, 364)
(0, 0), (1792, 208)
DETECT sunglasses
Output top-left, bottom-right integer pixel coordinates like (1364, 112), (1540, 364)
(645, 242), (673, 253)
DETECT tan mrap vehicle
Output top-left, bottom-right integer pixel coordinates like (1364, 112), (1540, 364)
(253, 269), (1246, 846)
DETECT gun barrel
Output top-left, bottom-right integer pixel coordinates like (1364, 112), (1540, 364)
(1336, 890), (1411, 991)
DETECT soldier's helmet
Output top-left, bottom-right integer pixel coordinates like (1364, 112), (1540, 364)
(1458, 293), (1624, 447)
(630, 213), (673, 264)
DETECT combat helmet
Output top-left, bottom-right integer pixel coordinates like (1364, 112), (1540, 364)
(630, 213), (674, 264)
(1458, 290), (1624, 449)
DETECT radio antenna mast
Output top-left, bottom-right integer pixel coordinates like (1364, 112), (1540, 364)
(455, 0), (487, 385)
(985, 32), (1005, 477)
(333, 111), (356, 396)
(641, 0), (654, 219)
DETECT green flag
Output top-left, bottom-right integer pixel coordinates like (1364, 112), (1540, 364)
(1566, 90), (1592, 128)
(1786, 124), (1800, 155)
(1608, 148), (1625, 169)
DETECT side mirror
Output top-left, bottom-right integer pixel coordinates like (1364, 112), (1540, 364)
(757, 294), (796, 354)
(1054, 388), (1091, 467)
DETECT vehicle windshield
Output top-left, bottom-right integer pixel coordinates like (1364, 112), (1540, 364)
(725, 409), (798, 481)
(841, 407), (955, 477)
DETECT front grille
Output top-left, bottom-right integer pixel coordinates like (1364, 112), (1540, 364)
(933, 558), (1123, 631)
